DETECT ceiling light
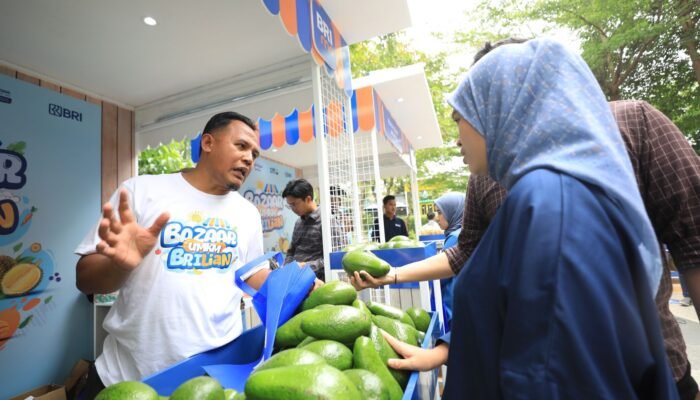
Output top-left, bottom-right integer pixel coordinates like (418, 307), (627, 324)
(417, 136), (423, 140)
(396, 97), (404, 103)
(143, 17), (157, 26)
(272, 149), (278, 152)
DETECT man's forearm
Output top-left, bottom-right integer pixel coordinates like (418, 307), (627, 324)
(395, 253), (455, 283)
(76, 254), (132, 294)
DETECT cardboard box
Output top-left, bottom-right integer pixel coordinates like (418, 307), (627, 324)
(9, 384), (66, 400)
(10, 359), (90, 400)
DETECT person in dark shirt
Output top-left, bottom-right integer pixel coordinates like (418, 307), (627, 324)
(372, 195), (409, 242)
(282, 179), (325, 279)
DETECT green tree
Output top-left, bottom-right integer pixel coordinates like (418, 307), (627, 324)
(350, 33), (470, 201)
(138, 138), (194, 175)
(458, 0), (699, 152)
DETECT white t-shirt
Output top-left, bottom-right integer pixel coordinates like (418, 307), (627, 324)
(75, 173), (265, 385)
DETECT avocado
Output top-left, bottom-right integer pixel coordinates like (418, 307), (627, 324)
(224, 388), (237, 400)
(406, 307), (431, 332)
(342, 251), (391, 278)
(244, 364), (361, 400)
(301, 305), (371, 344)
(295, 336), (317, 348)
(389, 240), (423, 248)
(372, 315), (419, 346)
(369, 323), (409, 388)
(417, 330), (426, 343)
(301, 280), (357, 311)
(388, 235), (410, 242)
(170, 376), (224, 400)
(301, 340), (353, 370)
(275, 309), (317, 348)
(367, 301), (416, 328)
(255, 348), (326, 372)
(343, 369), (389, 400)
(95, 381), (159, 400)
(232, 392), (246, 400)
(352, 299), (373, 319)
(352, 336), (404, 400)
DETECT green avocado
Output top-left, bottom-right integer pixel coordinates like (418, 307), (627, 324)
(352, 299), (373, 319)
(301, 280), (357, 311)
(295, 336), (317, 348)
(95, 381), (159, 400)
(255, 348), (326, 372)
(342, 251), (391, 278)
(406, 307), (431, 332)
(224, 388), (237, 400)
(170, 376), (224, 400)
(352, 336), (404, 400)
(367, 301), (416, 328)
(369, 323), (409, 388)
(388, 235), (410, 242)
(244, 364), (361, 400)
(275, 309), (318, 348)
(301, 305), (371, 344)
(343, 369), (389, 400)
(372, 315), (419, 346)
(301, 339), (353, 370)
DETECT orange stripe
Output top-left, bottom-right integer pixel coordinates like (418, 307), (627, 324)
(299, 109), (314, 142)
(327, 101), (342, 137)
(272, 113), (286, 147)
(311, 46), (324, 67)
(333, 27), (343, 88)
(280, 0), (297, 35)
(356, 86), (375, 132)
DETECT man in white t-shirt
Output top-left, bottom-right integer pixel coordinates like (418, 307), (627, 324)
(75, 112), (273, 394)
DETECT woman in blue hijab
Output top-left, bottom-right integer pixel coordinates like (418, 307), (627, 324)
(434, 192), (465, 329)
(381, 38), (676, 399)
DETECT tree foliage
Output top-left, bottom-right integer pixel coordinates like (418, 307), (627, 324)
(461, 0), (700, 152)
(350, 33), (470, 201)
(138, 138), (194, 176)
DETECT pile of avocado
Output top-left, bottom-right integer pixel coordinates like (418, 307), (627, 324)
(343, 235), (425, 253)
(95, 280), (432, 400)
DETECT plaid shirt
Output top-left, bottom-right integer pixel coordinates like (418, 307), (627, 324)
(284, 208), (346, 280)
(445, 100), (700, 381)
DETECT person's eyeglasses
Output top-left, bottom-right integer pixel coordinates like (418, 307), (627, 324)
(286, 199), (303, 209)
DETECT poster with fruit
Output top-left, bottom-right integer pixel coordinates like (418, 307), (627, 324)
(240, 158), (298, 254)
(0, 75), (101, 398)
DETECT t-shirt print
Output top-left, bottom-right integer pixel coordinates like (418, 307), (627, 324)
(157, 212), (240, 272)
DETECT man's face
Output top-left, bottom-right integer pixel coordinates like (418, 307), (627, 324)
(384, 199), (397, 218)
(202, 120), (260, 191)
(286, 195), (313, 217)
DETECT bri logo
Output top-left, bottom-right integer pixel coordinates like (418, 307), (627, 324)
(48, 103), (82, 122)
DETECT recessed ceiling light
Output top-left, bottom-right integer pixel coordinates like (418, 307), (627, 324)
(417, 136), (423, 140)
(396, 97), (405, 103)
(272, 148), (278, 152)
(143, 16), (157, 26)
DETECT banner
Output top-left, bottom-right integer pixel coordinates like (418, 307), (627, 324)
(240, 158), (298, 254)
(0, 76), (101, 398)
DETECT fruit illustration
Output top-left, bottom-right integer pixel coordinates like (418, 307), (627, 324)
(0, 307), (20, 349)
(0, 255), (17, 282)
(1, 263), (43, 296)
(30, 242), (41, 252)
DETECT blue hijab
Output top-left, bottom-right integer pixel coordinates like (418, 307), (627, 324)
(435, 192), (465, 237)
(447, 38), (661, 294)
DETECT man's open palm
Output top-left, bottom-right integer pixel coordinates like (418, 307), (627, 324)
(96, 189), (170, 271)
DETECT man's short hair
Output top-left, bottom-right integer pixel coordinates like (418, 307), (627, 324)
(199, 111), (257, 156)
(382, 195), (396, 205)
(283, 179), (314, 200)
(427, 211), (436, 220)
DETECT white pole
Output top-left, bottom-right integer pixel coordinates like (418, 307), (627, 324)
(370, 128), (385, 243)
(410, 148), (421, 236)
(345, 96), (362, 244)
(311, 65), (333, 282)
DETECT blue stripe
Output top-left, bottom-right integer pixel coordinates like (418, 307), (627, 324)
(351, 88), (359, 133)
(261, 0), (280, 14)
(258, 118), (273, 150)
(296, 0), (312, 52)
(190, 133), (201, 163)
(285, 109), (300, 145)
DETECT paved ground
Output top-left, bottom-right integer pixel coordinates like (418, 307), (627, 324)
(670, 285), (700, 381)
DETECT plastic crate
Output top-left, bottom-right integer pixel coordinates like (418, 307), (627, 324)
(143, 312), (441, 399)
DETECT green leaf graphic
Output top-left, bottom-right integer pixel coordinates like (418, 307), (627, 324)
(19, 315), (33, 329)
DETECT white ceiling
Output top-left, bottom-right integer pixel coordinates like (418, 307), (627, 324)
(0, 0), (413, 108)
